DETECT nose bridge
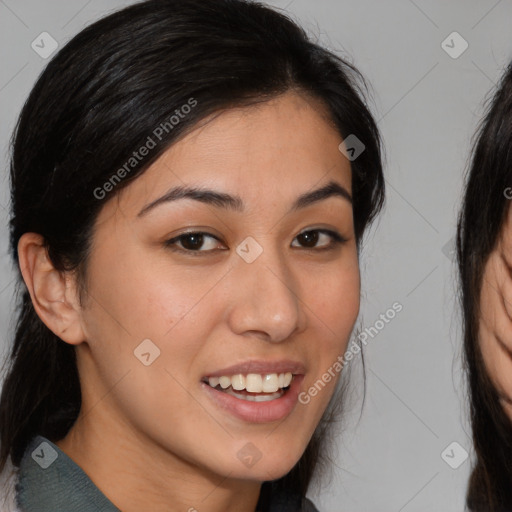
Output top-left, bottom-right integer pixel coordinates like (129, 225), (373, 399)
(227, 237), (304, 342)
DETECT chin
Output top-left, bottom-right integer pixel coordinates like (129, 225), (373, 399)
(230, 446), (305, 482)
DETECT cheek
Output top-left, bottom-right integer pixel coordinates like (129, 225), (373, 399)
(307, 253), (361, 348)
(479, 263), (512, 404)
(296, 253), (360, 414)
(77, 251), (224, 429)
(76, 259), (233, 462)
(479, 330), (512, 425)
(480, 322), (512, 403)
(479, 295), (512, 427)
(82, 250), (220, 346)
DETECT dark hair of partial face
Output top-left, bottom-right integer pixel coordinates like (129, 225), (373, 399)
(457, 62), (512, 511)
(0, 0), (384, 505)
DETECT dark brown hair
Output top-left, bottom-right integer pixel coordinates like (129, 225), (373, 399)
(457, 62), (512, 511)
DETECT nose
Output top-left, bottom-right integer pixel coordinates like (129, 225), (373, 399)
(226, 244), (306, 343)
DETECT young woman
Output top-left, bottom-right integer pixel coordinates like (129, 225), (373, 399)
(0, 0), (384, 510)
(458, 62), (512, 511)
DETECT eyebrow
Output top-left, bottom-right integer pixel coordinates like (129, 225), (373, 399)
(137, 179), (352, 217)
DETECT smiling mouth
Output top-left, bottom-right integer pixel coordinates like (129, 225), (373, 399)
(202, 372), (294, 402)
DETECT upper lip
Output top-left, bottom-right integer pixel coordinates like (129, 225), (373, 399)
(203, 359), (306, 378)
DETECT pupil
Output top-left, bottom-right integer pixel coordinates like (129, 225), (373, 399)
(183, 233), (203, 250)
(300, 231), (318, 247)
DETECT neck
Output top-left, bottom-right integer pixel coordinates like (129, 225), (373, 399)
(55, 401), (262, 512)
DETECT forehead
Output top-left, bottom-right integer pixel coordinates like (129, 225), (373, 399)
(102, 91), (351, 220)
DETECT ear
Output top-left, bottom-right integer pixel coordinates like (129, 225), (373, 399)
(17, 232), (85, 345)
(479, 206), (512, 405)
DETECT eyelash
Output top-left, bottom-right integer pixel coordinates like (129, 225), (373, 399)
(164, 229), (347, 256)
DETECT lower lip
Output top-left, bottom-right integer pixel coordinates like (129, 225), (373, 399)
(201, 375), (304, 423)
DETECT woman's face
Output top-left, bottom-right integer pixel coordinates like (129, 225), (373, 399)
(73, 91), (359, 481)
(479, 206), (512, 418)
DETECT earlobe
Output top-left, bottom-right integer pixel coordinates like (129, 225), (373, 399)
(17, 232), (85, 345)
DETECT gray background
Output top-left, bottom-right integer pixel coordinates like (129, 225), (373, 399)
(1, 1), (510, 510)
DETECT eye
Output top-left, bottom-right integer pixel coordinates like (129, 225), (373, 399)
(164, 228), (347, 256)
(164, 232), (225, 254)
(291, 229), (347, 250)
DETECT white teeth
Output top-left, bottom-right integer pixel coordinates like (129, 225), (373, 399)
(231, 374), (245, 391)
(246, 374), (263, 392)
(207, 372), (294, 393)
(262, 374), (279, 393)
(219, 376), (231, 389)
